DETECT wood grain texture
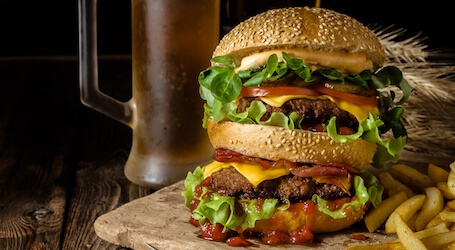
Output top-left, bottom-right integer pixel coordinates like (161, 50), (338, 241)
(0, 60), (78, 249)
(0, 154), (67, 250)
(62, 147), (151, 250)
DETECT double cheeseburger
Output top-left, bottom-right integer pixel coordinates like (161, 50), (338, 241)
(182, 7), (411, 245)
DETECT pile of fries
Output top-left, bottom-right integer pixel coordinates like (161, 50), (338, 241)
(348, 161), (455, 250)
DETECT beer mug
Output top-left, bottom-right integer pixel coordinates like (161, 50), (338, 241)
(79, 0), (219, 188)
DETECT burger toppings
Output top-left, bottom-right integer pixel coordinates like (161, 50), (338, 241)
(182, 162), (383, 244)
(199, 52), (412, 168)
(237, 97), (359, 131)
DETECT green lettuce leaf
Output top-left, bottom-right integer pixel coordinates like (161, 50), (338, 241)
(327, 112), (407, 169)
(182, 167), (279, 232)
(312, 175), (383, 219)
(182, 166), (204, 208)
(361, 169), (384, 208)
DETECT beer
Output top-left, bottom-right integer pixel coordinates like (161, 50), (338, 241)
(125, 0), (219, 188)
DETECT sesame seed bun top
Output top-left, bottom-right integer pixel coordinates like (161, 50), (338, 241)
(213, 7), (385, 68)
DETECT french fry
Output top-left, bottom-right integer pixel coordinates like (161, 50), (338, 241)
(345, 242), (404, 250)
(407, 212), (419, 232)
(385, 194), (426, 234)
(448, 170), (455, 197)
(425, 206), (453, 229)
(420, 231), (455, 249)
(395, 180), (415, 199)
(391, 223), (449, 243)
(414, 223), (449, 239)
(440, 210), (455, 223)
(389, 164), (435, 191)
(395, 215), (427, 250)
(344, 242), (404, 250)
(364, 192), (408, 232)
(447, 200), (455, 210)
(379, 172), (402, 197)
(450, 161), (455, 172)
(415, 187), (445, 231)
(447, 241), (455, 250)
(436, 182), (455, 200)
(428, 163), (450, 183)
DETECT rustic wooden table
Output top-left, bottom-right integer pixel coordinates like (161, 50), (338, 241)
(0, 57), (153, 249)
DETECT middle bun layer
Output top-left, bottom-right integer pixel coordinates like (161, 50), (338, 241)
(207, 119), (376, 170)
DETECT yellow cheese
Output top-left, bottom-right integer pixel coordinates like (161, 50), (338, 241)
(259, 95), (379, 121)
(203, 161), (289, 187)
(235, 48), (373, 75)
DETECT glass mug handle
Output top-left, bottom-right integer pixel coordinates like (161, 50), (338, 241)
(78, 0), (135, 127)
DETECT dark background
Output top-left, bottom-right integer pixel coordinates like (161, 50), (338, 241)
(0, 0), (452, 57)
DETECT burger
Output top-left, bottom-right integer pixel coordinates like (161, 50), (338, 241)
(182, 7), (412, 245)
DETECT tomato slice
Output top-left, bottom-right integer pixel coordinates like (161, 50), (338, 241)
(306, 83), (378, 106)
(240, 86), (321, 97)
(240, 84), (377, 106)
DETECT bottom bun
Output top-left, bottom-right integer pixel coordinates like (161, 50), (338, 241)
(253, 201), (368, 234)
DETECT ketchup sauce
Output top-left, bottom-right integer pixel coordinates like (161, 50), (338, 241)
(200, 220), (227, 241)
(262, 200), (315, 244)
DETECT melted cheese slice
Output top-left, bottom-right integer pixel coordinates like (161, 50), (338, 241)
(203, 161), (289, 187)
(235, 48), (373, 75)
(259, 95), (379, 121)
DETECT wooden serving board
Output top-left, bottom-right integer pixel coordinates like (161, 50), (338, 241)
(94, 180), (397, 250)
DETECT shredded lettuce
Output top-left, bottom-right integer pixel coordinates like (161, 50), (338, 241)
(312, 175), (383, 219)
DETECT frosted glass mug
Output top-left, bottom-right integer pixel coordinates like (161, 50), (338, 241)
(79, 0), (219, 188)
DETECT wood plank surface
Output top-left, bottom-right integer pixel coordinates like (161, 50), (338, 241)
(0, 59), (141, 249)
(0, 60), (78, 249)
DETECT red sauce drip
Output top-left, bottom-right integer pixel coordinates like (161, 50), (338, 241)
(289, 226), (314, 244)
(200, 220), (227, 242)
(194, 176), (212, 198)
(262, 200), (315, 244)
(226, 237), (253, 247)
(190, 199), (200, 212)
(189, 216), (200, 227)
(351, 234), (367, 240)
(262, 229), (289, 245)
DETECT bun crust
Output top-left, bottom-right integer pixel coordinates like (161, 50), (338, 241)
(213, 7), (385, 67)
(207, 120), (376, 170)
(254, 202), (368, 234)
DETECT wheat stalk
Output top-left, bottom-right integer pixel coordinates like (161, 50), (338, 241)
(375, 26), (455, 158)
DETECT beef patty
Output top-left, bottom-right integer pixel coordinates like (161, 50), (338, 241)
(210, 167), (349, 202)
(237, 97), (358, 130)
